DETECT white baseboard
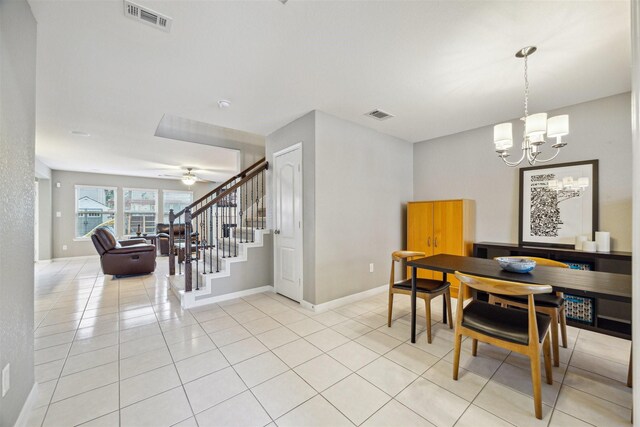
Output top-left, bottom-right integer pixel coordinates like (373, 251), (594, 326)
(302, 284), (388, 313)
(13, 382), (38, 427)
(182, 285), (275, 309)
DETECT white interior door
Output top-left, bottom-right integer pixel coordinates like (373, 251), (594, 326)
(274, 144), (302, 302)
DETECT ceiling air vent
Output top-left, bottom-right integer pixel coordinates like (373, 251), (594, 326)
(365, 109), (394, 121)
(124, 0), (172, 32)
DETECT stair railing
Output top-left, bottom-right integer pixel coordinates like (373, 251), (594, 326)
(168, 158), (268, 292)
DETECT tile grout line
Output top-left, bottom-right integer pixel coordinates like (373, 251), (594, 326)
(37, 257), (99, 427)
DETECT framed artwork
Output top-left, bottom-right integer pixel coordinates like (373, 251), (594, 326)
(518, 160), (598, 248)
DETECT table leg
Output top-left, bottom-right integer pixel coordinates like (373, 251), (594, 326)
(411, 266), (417, 343)
(442, 272), (448, 325)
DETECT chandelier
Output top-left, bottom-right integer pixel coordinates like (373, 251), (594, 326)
(181, 168), (197, 186)
(493, 46), (569, 167)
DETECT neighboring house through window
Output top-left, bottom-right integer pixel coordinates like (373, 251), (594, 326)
(75, 185), (117, 238)
(163, 190), (193, 223)
(124, 188), (158, 235)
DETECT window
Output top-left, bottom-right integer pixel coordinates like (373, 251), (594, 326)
(163, 190), (193, 223)
(124, 188), (158, 235)
(75, 186), (117, 238)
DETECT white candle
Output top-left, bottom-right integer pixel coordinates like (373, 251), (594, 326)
(582, 241), (597, 252)
(595, 231), (611, 253)
(575, 235), (587, 250)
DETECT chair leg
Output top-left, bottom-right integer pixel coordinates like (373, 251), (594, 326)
(550, 310), (560, 367)
(425, 297), (432, 344)
(472, 339), (478, 357)
(529, 350), (544, 420)
(452, 332), (462, 381)
(387, 292), (394, 327)
(543, 334), (553, 385)
(558, 293), (568, 348)
(445, 289), (453, 330)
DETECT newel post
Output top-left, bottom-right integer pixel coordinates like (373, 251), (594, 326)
(184, 208), (192, 292)
(168, 209), (175, 276)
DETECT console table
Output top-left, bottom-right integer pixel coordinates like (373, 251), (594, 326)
(473, 242), (632, 339)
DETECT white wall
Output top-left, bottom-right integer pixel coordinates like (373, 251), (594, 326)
(51, 170), (213, 258)
(414, 93), (632, 251)
(0, 0), (36, 424)
(315, 111), (413, 304)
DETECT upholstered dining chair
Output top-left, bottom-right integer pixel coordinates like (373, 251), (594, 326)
(453, 271), (553, 420)
(490, 256), (568, 367)
(387, 250), (453, 343)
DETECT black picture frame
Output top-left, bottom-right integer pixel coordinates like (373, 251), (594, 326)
(518, 160), (599, 248)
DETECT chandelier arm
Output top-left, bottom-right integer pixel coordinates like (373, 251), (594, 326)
(528, 147), (561, 164)
(500, 149), (527, 167)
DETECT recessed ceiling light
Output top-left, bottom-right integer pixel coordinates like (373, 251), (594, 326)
(70, 130), (91, 137)
(218, 100), (231, 109)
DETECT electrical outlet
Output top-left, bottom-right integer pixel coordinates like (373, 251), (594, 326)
(62, 245), (68, 251)
(56, 211), (61, 218)
(369, 263), (374, 273)
(2, 363), (10, 397)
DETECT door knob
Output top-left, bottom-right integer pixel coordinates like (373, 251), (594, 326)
(274, 229), (280, 234)
(427, 237), (431, 247)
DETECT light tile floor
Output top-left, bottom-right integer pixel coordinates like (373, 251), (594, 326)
(26, 257), (633, 427)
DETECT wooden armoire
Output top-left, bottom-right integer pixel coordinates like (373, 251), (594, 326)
(407, 199), (475, 297)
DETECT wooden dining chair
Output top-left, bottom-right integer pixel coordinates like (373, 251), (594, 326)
(490, 256), (568, 367)
(387, 251), (453, 343)
(453, 272), (553, 420)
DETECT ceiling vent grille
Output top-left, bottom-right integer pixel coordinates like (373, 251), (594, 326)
(124, 1), (172, 32)
(366, 109), (394, 121)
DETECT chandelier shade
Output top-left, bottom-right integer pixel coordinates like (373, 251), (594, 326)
(493, 123), (513, 150)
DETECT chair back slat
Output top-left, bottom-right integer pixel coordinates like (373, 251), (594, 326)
(454, 272), (552, 296)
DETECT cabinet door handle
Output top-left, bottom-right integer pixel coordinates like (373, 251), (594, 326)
(427, 237), (431, 247)
(434, 237), (438, 248)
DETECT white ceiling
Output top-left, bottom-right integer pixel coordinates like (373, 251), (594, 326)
(30, 0), (631, 180)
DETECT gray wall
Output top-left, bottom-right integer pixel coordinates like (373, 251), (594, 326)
(51, 170), (213, 258)
(266, 112), (317, 303)
(266, 111), (413, 305)
(0, 0), (37, 424)
(314, 111), (413, 304)
(37, 179), (53, 260)
(631, 2), (639, 418)
(414, 93), (633, 251)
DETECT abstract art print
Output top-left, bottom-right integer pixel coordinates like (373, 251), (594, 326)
(519, 160), (598, 248)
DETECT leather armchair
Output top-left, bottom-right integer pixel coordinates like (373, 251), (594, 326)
(91, 227), (156, 276)
(156, 223), (198, 256)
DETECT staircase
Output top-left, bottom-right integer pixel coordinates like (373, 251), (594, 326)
(167, 159), (271, 308)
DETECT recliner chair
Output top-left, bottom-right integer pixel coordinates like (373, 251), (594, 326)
(91, 226), (156, 276)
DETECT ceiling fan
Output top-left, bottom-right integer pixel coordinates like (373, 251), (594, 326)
(140, 162), (237, 184)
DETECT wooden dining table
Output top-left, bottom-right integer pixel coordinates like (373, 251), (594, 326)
(406, 253), (632, 343)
